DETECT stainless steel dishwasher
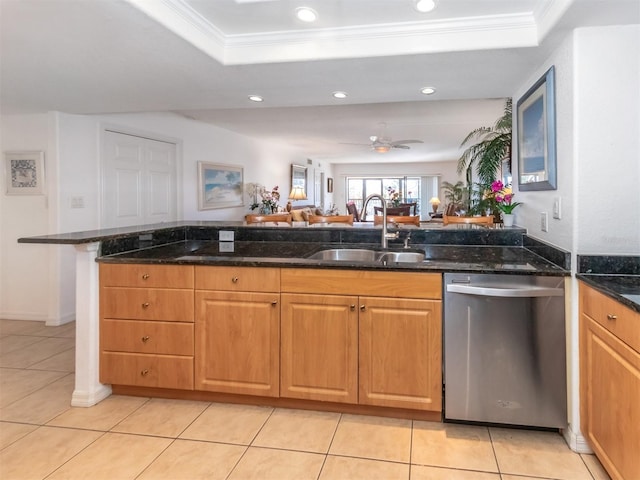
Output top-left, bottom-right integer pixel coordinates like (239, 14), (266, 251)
(444, 273), (567, 428)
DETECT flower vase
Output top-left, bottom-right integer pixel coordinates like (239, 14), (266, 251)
(502, 213), (515, 227)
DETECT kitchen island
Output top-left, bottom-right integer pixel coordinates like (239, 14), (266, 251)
(19, 221), (571, 413)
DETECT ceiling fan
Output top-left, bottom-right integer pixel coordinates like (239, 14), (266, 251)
(341, 123), (423, 153)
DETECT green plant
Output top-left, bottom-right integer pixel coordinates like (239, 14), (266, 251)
(457, 99), (512, 201)
(491, 180), (522, 214)
(441, 181), (468, 211)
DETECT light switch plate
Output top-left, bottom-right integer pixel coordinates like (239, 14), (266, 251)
(541, 212), (549, 232)
(553, 197), (561, 219)
(219, 230), (234, 241)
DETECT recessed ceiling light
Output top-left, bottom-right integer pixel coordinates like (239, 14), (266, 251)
(420, 86), (436, 95)
(248, 95), (264, 102)
(415, 0), (436, 13)
(295, 7), (318, 23)
(332, 91), (348, 99)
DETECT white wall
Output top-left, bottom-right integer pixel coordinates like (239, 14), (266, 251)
(510, 24), (640, 452)
(1, 110), (328, 323)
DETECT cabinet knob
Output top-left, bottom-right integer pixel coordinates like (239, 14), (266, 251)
(271, 300), (278, 306)
(142, 302), (150, 308)
(606, 314), (618, 320)
(360, 305), (366, 312)
(232, 277), (239, 283)
(140, 369), (149, 376)
(142, 274), (150, 280)
(350, 305), (356, 311)
(141, 335), (150, 343)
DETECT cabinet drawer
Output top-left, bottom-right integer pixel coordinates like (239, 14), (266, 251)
(101, 319), (193, 355)
(100, 352), (194, 390)
(195, 266), (280, 292)
(281, 268), (442, 300)
(101, 287), (194, 322)
(580, 282), (640, 352)
(100, 264), (194, 288)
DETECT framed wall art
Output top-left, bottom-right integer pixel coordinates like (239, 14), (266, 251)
(517, 66), (557, 191)
(5, 151), (46, 195)
(291, 164), (307, 195)
(327, 177), (334, 193)
(197, 162), (244, 210)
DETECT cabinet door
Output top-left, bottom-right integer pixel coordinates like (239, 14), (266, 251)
(359, 297), (442, 412)
(281, 293), (358, 404)
(581, 316), (640, 480)
(195, 291), (280, 397)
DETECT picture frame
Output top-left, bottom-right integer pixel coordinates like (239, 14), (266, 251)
(291, 164), (307, 195)
(197, 162), (244, 210)
(517, 66), (557, 191)
(327, 177), (334, 193)
(5, 151), (46, 195)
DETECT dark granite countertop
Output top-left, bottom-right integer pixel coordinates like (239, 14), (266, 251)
(577, 274), (640, 313)
(97, 240), (568, 276)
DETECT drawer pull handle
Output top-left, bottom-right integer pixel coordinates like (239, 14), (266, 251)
(607, 314), (618, 320)
(142, 274), (150, 280)
(232, 277), (239, 283)
(271, 300), (278, 306)
(360, 305), (366, 312)
(141, 335), (150, 343)
(141, 369), (149, 376)
(142, 302), (150, 308)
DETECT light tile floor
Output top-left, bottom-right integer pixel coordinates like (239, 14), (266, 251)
(0, 319), (612, 480)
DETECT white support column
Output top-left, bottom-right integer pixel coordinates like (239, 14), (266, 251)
(71, 242), (111, 407)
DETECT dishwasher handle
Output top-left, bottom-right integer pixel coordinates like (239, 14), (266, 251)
(446, 283), (564, 298)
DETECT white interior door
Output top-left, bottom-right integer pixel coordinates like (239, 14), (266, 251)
(102, 131), (177, 228)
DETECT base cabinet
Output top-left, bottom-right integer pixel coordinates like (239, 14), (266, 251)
(194, 266), (280, 397)
(580, 282), (640, 480)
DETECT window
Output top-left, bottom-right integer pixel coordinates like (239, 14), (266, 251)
(346, 176), (438, 220)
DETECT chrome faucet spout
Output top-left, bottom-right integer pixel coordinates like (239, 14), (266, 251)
(361, 193), (397, 248)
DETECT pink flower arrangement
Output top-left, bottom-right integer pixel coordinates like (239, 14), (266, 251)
(491, 180), (522, 214)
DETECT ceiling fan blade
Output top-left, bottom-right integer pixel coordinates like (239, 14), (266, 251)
(391, 144), (411, 149)
(338, 142), (371, 146)
(391, 139), (423, 145)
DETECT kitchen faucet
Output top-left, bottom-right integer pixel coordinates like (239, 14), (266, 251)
(360, 193), (399, 248)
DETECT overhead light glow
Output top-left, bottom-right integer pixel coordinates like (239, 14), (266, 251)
(374, 145), (391, 153)
(295, 7), (317, 23)
(332, 91), (348, 99)
(248, 95), (264, 102)
(415, 0), (436, 13)
(420, 86), (436, 95)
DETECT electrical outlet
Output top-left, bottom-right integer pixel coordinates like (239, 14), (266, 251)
(541, 212), (549, 232)
(219, 230), (234, 241)
(70, 196), (85, 209)
(553, 197), (561, 219)
(219, 241), (235, 252)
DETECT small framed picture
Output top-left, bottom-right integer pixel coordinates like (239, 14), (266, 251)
(198, 162), (244, 210)
(327, 177), (334, 193)
(5, 151), (46, 195)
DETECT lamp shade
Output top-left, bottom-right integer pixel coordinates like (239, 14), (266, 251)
(288, 186), (307, 200)
(429, 197), (441, 205)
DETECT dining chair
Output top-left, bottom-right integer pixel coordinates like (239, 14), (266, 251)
(345, 202), (361, 222)
(373, 215), (420, 226)
(443, 215), (493, 226)
(373, 205), (411, 216)
(245, 213), (292, 225)
(399, 202), (418, 216)
(308, 214), (354, 225)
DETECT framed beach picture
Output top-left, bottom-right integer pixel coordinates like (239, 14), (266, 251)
(517, 66), (557, 191)
(198, 162), (244, 210)
(5, 151), (46, 195)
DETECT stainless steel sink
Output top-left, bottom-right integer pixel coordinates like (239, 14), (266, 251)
(307, 248), (425, 264)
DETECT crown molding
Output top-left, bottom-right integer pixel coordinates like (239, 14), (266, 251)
(125, 0), (541, 65)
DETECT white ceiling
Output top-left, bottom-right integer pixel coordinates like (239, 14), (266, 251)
(1, 0), (638, 164)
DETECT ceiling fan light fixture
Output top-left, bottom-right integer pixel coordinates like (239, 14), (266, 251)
(374, 145), (391, 153)
(421, 86), (436, 95)
(295, 7), (318, 23)
(415, 0), (436, 13)
(248, 95), (264, 102)
(332, 91), (348, 99)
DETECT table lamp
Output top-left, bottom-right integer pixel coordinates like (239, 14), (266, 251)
(286, 186), (307, 211)
(429, 197), (441, 213)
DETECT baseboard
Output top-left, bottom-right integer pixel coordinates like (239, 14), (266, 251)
(0, 311), (75, 326)
(45, 312), (75, 327)
(564, 424), (593, 453)
(71, 385), (112, 407)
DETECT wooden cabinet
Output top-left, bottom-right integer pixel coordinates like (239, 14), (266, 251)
(194, 266), (280, 397)
(580, 282), (640, 480)
(100, 264), (195, 389)
(280, 269), (442, 412)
